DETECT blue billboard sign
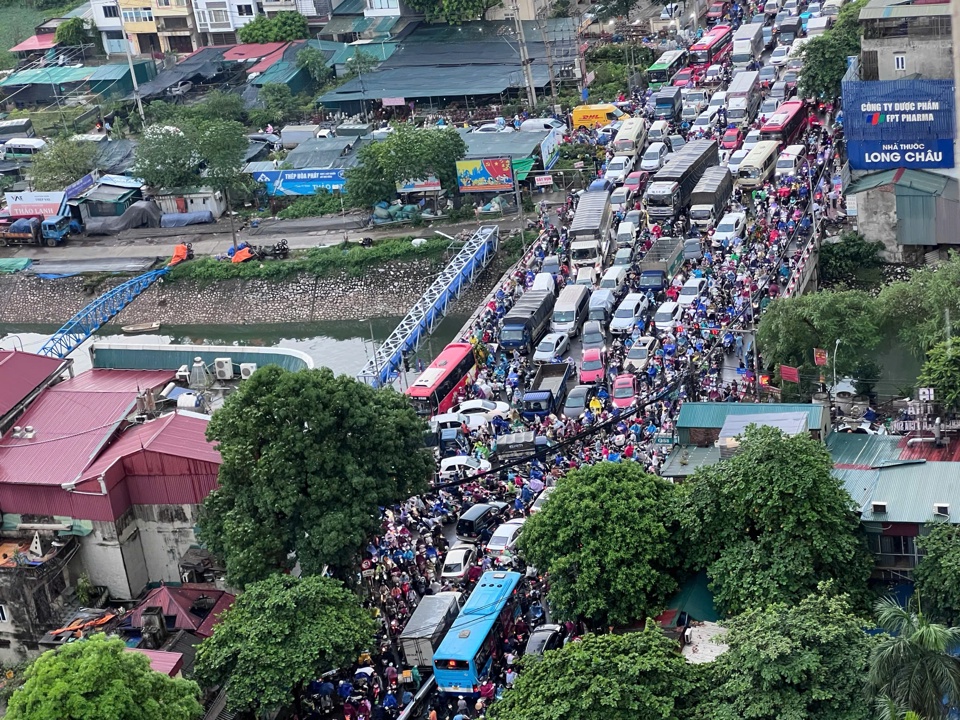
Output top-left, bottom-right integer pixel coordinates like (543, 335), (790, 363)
(842, 79), (955, 171)
(251, 169), (346, 196)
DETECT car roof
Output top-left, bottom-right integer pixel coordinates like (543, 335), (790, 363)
(682, 276), (705, 287)
(583, 348), (602, 359)
(614, 374), (635, 384)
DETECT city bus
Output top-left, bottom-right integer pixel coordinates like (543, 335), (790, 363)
(689, 24), (734, 73)
(433, 571), (523, 695)
(758, 100), (809, 145)
(646, 49), (689, 91)
(405, 342), (477, 417)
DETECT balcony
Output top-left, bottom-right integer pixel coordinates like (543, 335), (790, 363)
(157, 15), (195, 32)
(155, 0), (192, 16)
(263, 0), (298, 12)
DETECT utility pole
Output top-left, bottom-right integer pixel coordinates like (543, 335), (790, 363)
(535, 17), (558, 107)
(511, 0), (537, 108)
(116, 3), (145, 125)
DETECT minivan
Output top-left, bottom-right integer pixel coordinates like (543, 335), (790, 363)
(653, 301), (683, 331)
(551, 284), (591, 337)
(575, 266), (599, 287)
(648, 120), (670, 143)
(456, 502), (508, 542)
(599, 266), (629, 295)
(616, 220), (638, 248)
(775, 143), (807, 177)
(520, 118), (567, 133)
(588, 288), (617, 323)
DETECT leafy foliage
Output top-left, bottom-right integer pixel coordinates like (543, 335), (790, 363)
(518, 463), (682, 627)
(706, 584), (874, 720)
(402, 0), (500, 23)
(277, 190), (351, 219)
(194, 119), (250, 196)
(53, 17), (89, 46)
(915, 524), (960, 626)
(194, 574), (374, 714)
(346, 125), (467, 207)
(198, 366), (432, 587)
(145, 90), (248, 126)
(6, 633), (202, 720)
(28, 138), (95, 191)
(296, 46), (334, 85)
(132, 120), (247, 193)
(819, 231), (885, 287)
(917, 341), (960, 410)
(681, 425), (873, 615)
(488, 628), (695, 720)
(868, 597), (960, 720)
(237, 11), (309, 43)
(249, 83), (314, 130)
(342, 49), (379, 78)
(797, 0), (868, 100)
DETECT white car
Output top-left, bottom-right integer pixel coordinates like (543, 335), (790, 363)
(678, 277), (707, 307)
(783, 0), (800, 12)
(610, 293), (650, 335)
(703, 64), (724, 85)
(438, 455), (492, 482)
(610, 186), (633, 208)
(708, 91), (727, 112)
(597, 124), (620, 143)
(533, 332), (570, 363)
(441, 543), (477, 582)
(485, 518), (525, 558)
(713, 211), (747, 244)
(625, 336), (658, 372)
(692, 109), (718, 132)
(530, 486), (556, 514)
(660, 2), (680, 18)
(604, 155), (634, 184)
(727, 148), (750, 175)
(760, 97), (781, 116)
(640, 142), (670, 172)
(805, 2), (822, 17)
(452, 398), (510, 421)
(743, 129), (762, 153)
(476, 123), (514, 133)
(430, 411), (487, 433)
(770, 44), (792, 66)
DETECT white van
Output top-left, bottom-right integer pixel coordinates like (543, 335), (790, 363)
(806, 16), (833, 36)
(648, 120), (670, 143)
(532, 272), (557, 295)
(520, 118), (568, 133)
(551, 284), (591, 337)
(599, 266), (628, 294)
(653, 301), (683, 332)
(775, 144), (807, 177)
(575, 266), (599, 287)
(616, 221), (638, 248)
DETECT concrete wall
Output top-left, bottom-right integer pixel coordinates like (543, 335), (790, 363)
(134, 504), (201, 584)
(856, 185), (903, 262)
(862, 37), (953, 82)
(82, 519), (136, 600)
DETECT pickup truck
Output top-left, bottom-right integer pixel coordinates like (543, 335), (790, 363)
(522, 363), (573, 421)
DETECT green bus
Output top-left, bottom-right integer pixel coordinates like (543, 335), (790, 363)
(646, 49), (689, 90)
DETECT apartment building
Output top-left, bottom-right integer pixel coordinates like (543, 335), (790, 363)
(193, 0), (259, 45)
(155, 0), (202, 53)
(90, 0), (137, 56)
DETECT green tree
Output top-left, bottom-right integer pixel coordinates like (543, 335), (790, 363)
(182, 90), (247, 124)
(487, 628), (694, 720)
(706, 584), (874, 720)
(54, 17), (90, 46)
(868, 596), (960, 719)
(402, 0), (500, 23)
(819, 231), (885, 287)
(518, 463), (682, 627)
(346, 125), (467, 207)
(237, 12), (309, 42)
(878, 254), (960, 357)
(681, 425), (872, 615)
(132, 124), (202, 189)
(195, 574), (374, 715)
(198, 366), (431, 587)
(28, 138), (95, 191)
(915, 523), (960, 625)
(797, 0), (868, 101)
(250, 82), (310, 129)
(6, 633), (202, 720)
(342, 49), (380, 79)
(296, 46), (334, 85)
(917, 341), (960, 410)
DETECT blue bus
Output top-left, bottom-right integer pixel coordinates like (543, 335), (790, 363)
(433, 571), (523, 695)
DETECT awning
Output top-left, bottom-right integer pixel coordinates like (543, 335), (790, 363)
(9, 34), (58, 53)
(512, 157), (536, 182)
(846, 167), (950, 196)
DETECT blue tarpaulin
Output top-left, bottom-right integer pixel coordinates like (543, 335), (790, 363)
(159, 211), (215, 228)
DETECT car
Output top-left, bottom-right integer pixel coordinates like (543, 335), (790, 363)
(485, 517), (525, 558)
(623, 171), (649, 195)
(678, 277), (708, 307)
(453, 398), (511, 421)
(640, 142), (670, 172)
(743, 129), (762, 152)
(660, 2), (680, 18)
(533, 332), (570, 363)
(431, 411), (487, 433)
(625, 336), (659, 372)
(525, 624), (565, 656)
(681, 103), (701, 123)
(579, 348), (607, 384)
(476, 123), (514, 133)
(786, 55), (805, 72)
(708, 90), (727, 112)
(759, 96), (781, 116)
(604, 155), (634, 184)
(770, 44), (792, 66)
(667, 134), (687, 153)
(610, 293), (650, 335)
(542, 254), (561, 275)
(751, 11), (768, 24)
(596, 122), (622, 145)
(720, 127), (743, 150)
(706, 0), (729, 22)
(167, 80), (193, 96)
(610, 186), (634, 208)
(773, 10), (790, 30)
(562, 384), (597, 418)
(782, 69), (800, 92)
(672, 68), (696, 87)
(581, 320), (607, 352)
(692, 108), (718, 132)
(727, 148), (750, 175)
(530, 486), (556, 514)
(612, 247), (634, 270)
(440, 543), (477, 582)
(703, 64), (725, 86)
(439, 455), (492, 481)
(759, 64), (779, 85)
(611, 374), (638, 409)
(624, 209), (643, 227)
(783, 0), (800, 13)
(713, 211), (747, 244)
(683, 236), (704, 261)
(801, 1), (821, 25)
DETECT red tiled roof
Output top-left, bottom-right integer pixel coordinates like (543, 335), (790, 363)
(126, 648), (183, 677)
(9, 34), (58, 53)
(0, 350), (66, 420)
(128, 585), (235, 638)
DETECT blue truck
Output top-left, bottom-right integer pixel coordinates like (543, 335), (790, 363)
(499, 289), (556, 354)
(0, 215), (71, 247)
(522, 363), (573, 421)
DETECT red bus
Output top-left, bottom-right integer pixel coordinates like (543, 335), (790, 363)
(405, 343), (478, 417)
(759, 100), (809, 145)
(689, 25), (734, 72)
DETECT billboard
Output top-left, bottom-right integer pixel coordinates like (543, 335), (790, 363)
(4, 191), (65, 217)
(541, 128), (560, 171)
(251, 169), (346, 196)
(456, 158), (514, 193)
(64, 172), (97, 199)
(842, 79), (955, 171)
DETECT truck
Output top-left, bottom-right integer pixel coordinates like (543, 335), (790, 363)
(398, 592), (462, 668)
(689, 166), (733, 229)
(522, 363), (573, 421)
(653, 87), (683, 121)
(0, 215), (71, 247)
(500, 290), (556, 354)
(731, 23), (764, 69)
(568, 191), (612, 268)
(643, 139), (719, 221)
(494, 431), (553, 463)
(638, 236), (684, 291)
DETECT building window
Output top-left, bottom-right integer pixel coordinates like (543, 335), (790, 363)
(105, 29), (124, 39)
(157, 0), (171, 6)
(210, 8), (229, 22)
(0, 605), (8, 623)
(366, 0), (398, 9)
(103, 4), (120, 17)
(861, 50), (879, 81)
(894, 53), (906, 71)
(122, 7), (154, 21)
(237, 4), (254, 14)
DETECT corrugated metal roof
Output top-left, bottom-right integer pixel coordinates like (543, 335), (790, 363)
(126, 648), (184, 677)
(328, 42), (397, 67)
(833, 467), (880, 508)
(9, 34), (58, 53)
(719, 411), (809, 439)
(860, 1), (949, 19)
(464, 131), (550, 160)
(861, 462), (960, 523)
(660, 445), (721, 477)
(676, 402), (826, 429)
(91, 343), (313, 372)
(57, 369), (173, 393)
(321, 14), (398, 36)
(0, 65), (93, 87)
(827, 432), (904, 469)
(127, 585), (234, 638)
(897, 433), (960, 462)
(251, 60), (302, 87)
(88, 63), (134, 81)
(0, 351), (67, 420)
(332, 0), (364, 15)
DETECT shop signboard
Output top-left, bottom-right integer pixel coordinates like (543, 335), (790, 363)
(252, 169), (346, 196)
(456, 158), (514, 193)
(540, 128), (560, 171)
(4, 191), (64, 217)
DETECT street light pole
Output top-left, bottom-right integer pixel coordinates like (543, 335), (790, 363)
(832, 337), (841, 396)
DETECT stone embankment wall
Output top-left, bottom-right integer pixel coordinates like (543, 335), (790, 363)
(0, 255), (513, 325)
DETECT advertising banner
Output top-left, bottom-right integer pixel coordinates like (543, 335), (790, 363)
(251, 169), (346, 196)
(540, 128), (560, 171)
(4, 191), (64, 217)
(397, 177), (441, 192)
(64, 172), (98, 199)
(842, 79), (955, 171)
(456, 158), (514, 193)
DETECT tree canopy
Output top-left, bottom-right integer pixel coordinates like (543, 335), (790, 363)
(237, 12), (309, 43)
(296, 46), (334, 85)
(28, 138), (96, 191)
(915, 523), (960, 626)
(132, 119), (247, 192)
(518, 462), (682, 627)
(6, 633), (202, 720)
(706, 584), (874, 720)
(54, 17), (91, 46)
(797, 0), (868, 100)
(681, 425), (872, 615)
(346, 125), (467, 207)
(878, 254), (960, 357)
(194, 574), (374, 715)
(917, 341), (960, 410)
(402, 0), (500, 23)
(198, 366), (431, 587)
(487, 628), (694, 720)
(819, 232), (885, 288)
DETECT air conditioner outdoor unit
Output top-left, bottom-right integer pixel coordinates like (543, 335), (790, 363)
(239, 363), (258, 380)
(871, 501), (888, 515)
(935, 503), (950, 516)
(214, 358), (234, 380)
(175, 364), (191, 382)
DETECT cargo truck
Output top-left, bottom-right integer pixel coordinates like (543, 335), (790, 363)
(399, 592), (462, 668)
(522, 363), (573, 421)
(0, 215), (71, 247)
(499, 290), (556, 354)
(568, 191), (612, 268)
(638, 236), (684, 292)
(689, 166), (733, 229)
(643, 140), (719, 221)
(731, 23), (764, 69)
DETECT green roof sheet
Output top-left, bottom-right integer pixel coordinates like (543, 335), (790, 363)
(332, 0), (365, 15)
(512, 156), (536, 181)
(88, 63), (134, 81)
(464, 130), (550, 161)
(329, 42), (397, 67)
(253, 60), (303, 87)
(0, 65), (93, 87)
(660, 445), (721, 478)
(833, 467), (880, 509)
(92, 343), (313, 373)
(675, 402), (825, 429)
(827, 432), (905, 469)
(665, 571), (720, 623)
(860, 461), (960, 523)
(847, 167), (951, 196)
(321, 14), (398, 36)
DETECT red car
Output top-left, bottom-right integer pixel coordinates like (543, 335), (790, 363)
(706, 0), (729, 21)
(623, 171), (650, 196)
(672, 69), (696, 87)
(720, 128), (743, 150)
(579, 348), (607, 384)
(611, 374), (638, 409)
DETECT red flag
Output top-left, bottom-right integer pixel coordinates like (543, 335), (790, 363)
(813, 348), (828, 366)
(780, 365), (800, 383)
